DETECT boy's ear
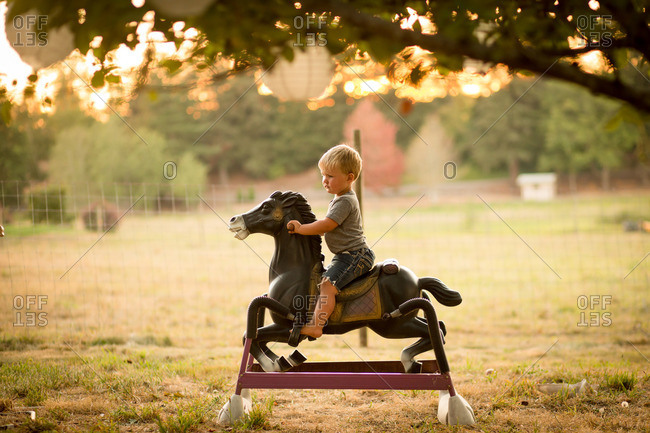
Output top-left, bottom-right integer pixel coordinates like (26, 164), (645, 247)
(348, 173), (356, 182)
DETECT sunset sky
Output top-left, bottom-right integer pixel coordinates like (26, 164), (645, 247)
(0, 2), (32, 81)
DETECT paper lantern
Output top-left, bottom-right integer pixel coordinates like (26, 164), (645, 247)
(4, 9), (75, 71)
(262, 45), (335, 101)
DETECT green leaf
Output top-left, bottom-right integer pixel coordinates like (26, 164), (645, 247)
(1, 101), (12, 125)
(23, 86), (35, 98)
(160, 59), (183, 74)
(405, 1), (427, 14)
(435, 53), (464, 73)
(412, 19), (422, 34)
(517, 70), (535, 77)
(105, 74), (121, 84)
(281, 45), (295, 62)
(604, 108), (623, 131)
(91, 70), (105, 88)
(367, 37), (399, 64)
(618, 103), (644, 126)
(409, 62), (428, 85)
(611, 49), (629, 70)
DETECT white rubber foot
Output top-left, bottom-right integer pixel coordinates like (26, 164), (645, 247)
(438, 390), (476, 425)
(217, 389), (252, 425)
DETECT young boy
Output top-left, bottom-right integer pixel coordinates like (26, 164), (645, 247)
(287, 144), (375, 338)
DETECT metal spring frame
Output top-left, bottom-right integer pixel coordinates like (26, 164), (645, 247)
(234, 296), (457, 397)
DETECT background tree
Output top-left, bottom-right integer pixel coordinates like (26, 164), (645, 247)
(48, 116), (207, 209)
(0, 103), (51, 182)
(539, 80), (639, 192)
(125, 72), (356, 183)
(4, 0), (650, 112)
(448, 78), (546, 186)
(191, 74), (356, 182)
(438, 75), (641, 187)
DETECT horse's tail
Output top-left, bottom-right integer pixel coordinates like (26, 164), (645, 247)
(418, 277), (462, 307)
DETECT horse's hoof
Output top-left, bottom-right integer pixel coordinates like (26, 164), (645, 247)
(277, 356), (293, 371)
(288, 350), (307, 367)
(438, 320), (447, 336)
(406, 361), (422, 373)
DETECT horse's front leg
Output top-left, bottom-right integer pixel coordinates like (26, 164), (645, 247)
(250, 323), (306, 372)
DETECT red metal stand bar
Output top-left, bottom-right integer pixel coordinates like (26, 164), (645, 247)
(235, 338), (253, 394)
(239, 371), (453, 391)
(235, 341), (455, 394)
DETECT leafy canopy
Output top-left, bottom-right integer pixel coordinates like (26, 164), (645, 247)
(3, 0), (650, 112)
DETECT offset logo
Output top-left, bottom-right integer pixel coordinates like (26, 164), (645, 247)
(576, 15), (613, 48)
(293, 15), (327, 47)
(11, 15), (49, 47)
(292, 294), (321, 323)
(14, 295), (48, 327)
(577, 295), (612, 327)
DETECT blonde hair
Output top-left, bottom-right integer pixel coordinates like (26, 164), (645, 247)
(318, 144), (362, 179)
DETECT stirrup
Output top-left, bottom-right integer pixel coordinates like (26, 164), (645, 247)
(288, 323), (303, 347)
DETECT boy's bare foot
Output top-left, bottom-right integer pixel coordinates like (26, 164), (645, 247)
(300, 324), (323, 339)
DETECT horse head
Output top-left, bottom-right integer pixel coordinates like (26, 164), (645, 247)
(229, 191), (317, 240)
(229, 191), (324, 285)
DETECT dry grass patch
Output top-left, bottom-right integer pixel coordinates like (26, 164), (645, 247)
(1, 193), (648, 431)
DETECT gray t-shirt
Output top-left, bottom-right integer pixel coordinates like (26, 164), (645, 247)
(324, 190), (369, 254)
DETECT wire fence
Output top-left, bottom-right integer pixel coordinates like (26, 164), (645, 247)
(1, 180), (648, 351)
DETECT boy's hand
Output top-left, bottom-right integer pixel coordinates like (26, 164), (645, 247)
(287, 220), (301, 234)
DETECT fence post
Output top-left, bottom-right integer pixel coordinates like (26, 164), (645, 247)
(353, 129), (368, 348)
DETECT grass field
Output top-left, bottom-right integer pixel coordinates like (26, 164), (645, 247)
(0, 190), (649, 432)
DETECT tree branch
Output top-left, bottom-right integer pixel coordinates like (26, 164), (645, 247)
(599, 0), (650, 60)
(308, 0), (650, 112)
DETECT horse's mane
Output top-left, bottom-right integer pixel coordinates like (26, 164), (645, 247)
(270, 191), (323, 261)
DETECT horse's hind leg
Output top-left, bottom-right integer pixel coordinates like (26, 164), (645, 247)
(258, 342), (279, 362)
(401, 337), (432, 373)
(369, 317), (440, 373)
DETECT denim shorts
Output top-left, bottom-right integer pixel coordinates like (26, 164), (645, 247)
(323, 248), (375, 291)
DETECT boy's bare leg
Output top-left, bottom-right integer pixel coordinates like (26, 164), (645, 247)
(301, 279), (337, 338)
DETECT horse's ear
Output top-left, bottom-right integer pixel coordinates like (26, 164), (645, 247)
(270, 191), (282, 199)
(282, 194), (298, 208)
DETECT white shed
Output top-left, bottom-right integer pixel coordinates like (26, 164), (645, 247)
(516, 173), (557, 201)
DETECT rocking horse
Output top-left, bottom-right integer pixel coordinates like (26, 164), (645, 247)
(219, 191), (475, 426)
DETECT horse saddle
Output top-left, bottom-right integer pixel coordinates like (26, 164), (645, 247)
(288, 259), (400, 346)
(311, 258), (400, 324)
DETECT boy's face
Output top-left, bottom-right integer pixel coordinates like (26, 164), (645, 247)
(320, 165), (354, 196)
